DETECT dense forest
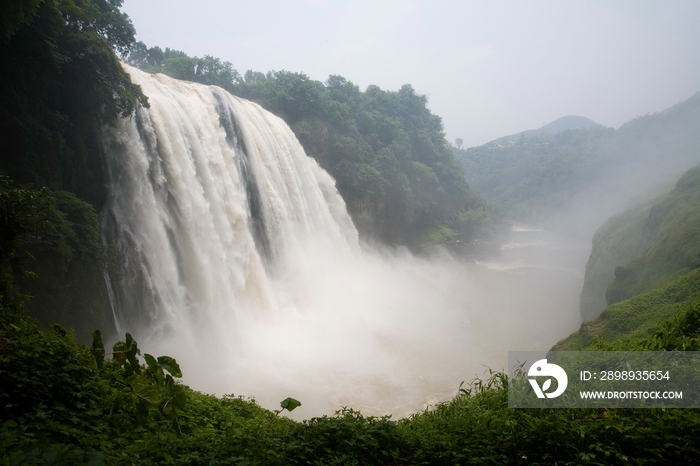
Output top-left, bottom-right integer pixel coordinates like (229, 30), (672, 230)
(3, 0), (700, 464)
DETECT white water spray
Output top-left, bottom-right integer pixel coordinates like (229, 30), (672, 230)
(101, 66), (584, 418)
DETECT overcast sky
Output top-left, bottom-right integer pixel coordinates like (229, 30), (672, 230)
(121, 0), (700, 147)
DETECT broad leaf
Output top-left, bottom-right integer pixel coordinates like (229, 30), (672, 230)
(171, 384), (188, 410)
(157, 356), (182, 378)
(143, 353), (158, 371)
(280, 397), (301, 412)
(128, 375), (159, 407)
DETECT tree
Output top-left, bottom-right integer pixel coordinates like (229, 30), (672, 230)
(0, 0), (147, 203)
(0, 0), (43, 41)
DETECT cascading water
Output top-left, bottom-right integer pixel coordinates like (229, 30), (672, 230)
(101, 65), (585, 418)
(101, 65), (357, 344)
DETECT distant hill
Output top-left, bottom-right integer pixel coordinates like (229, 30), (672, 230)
(453, 92), (700, 233)
(486, 115), (599, 146)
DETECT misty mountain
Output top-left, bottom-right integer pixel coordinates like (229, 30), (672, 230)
(486, 115), (599, 146)
(454, 91), (700, 235)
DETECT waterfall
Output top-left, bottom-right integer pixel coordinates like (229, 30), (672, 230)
(100, 66), (582, 418)
(101, 65), (357, 345)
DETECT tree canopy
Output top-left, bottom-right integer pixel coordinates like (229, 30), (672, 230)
(0, 0), (146, 206)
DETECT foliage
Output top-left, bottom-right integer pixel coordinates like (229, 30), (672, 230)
(0, 0), (144, 338)
(578, 180), (674, 320)
(402, 370), (700, 464)
(0, 176), (53, 313)
(126, 42), (242, 90)
(0, 318), (111, 464)
(455, 127), (615, 221)
(0, 0), (44, 41)
(0, 0), (147, 207)
(0, 177), (113, 342)
(604, 165), (700, 306)
(4, 295), (700, 465)
(281, 408), (406, 465)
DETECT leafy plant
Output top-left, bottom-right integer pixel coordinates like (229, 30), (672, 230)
(93, 331), (187, 432)
(267, 397), (302, 429)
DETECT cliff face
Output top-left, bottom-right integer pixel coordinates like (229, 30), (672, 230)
(577, 163), (700, 322)
(347, 196), (410, 244)
(578, 187), (668, 321)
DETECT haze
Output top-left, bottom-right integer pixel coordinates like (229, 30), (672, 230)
(121, 0), (700, 147)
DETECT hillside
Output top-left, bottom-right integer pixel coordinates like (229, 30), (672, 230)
(555, 268), (700, 350)
(554, 164), (700, 350)
(455, 125), (615, 221)
(579, 164), (700, 320)
(454, 92), (700, 233)
(487, 115), (599, 146)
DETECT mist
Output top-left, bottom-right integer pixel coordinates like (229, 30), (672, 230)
(102, 67), (587, 419)
(130, 232), (587, 419)
(548, 94), (700, 240)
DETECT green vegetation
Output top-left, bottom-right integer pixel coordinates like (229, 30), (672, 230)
(605, 165), (700, 304)
(558, 164), (700, 351)
(455, 126), (616, 220)
(555, 268), (700, 350)
(579, 164), (700, 321)
(4, 297), (700, 464)
(454, 93), (700, 224)
(578, 180), (674, 320)
(0, 0), (147, 207)
(125, 44), (507, 249)
(485, 115), (599, 146)
(0, 0), (146, 340)
(0, 177), (113, 341)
